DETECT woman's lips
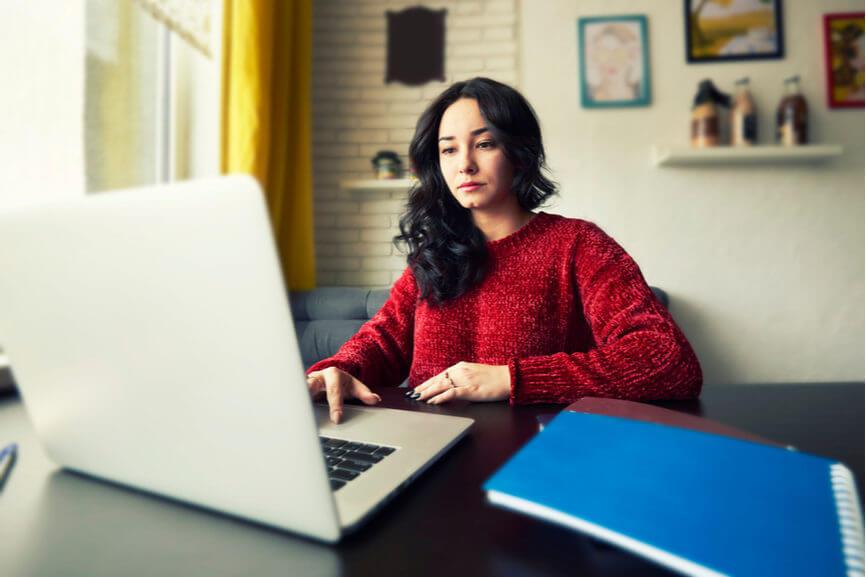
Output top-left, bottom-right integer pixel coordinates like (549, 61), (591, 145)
(459, 183), (483, 191)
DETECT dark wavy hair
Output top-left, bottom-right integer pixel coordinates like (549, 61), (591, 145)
(395, 77), (557, 305)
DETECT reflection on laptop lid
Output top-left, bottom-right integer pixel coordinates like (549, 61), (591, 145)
(0, 175), (472, 541)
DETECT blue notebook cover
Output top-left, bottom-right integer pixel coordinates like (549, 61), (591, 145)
(484, 411), (864, 577)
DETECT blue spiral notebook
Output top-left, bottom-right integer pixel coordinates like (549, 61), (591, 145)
(484, 411), (864, 577)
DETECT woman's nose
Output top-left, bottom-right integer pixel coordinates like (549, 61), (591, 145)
(458, 151), (477, 175)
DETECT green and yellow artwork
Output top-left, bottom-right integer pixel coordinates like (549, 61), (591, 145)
(687, 0), (783, 62)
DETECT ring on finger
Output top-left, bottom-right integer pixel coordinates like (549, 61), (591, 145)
(445, 371), (456, 390)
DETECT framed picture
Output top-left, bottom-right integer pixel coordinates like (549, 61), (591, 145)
(685, 0), (784, 63)
(823, 12), (865, 108)
(578, 15), (651, 108)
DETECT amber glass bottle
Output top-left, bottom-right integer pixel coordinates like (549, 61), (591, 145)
(776, 76), (808, 146)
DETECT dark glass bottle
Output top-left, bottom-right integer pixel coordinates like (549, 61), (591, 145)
(776, 76), (808, 146)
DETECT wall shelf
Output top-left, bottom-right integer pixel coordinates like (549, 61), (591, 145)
(340, 178), (416, 191)
(651, 145), (844, 167)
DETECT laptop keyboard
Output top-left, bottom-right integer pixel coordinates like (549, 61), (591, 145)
(320, 437), (397, 491)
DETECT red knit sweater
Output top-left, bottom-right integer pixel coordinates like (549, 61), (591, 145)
(308, 212), (702, 405)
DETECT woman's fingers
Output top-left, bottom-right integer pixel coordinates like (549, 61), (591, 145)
(306, 373), (326, 397)
(307, 368), (379, 424)
(428, 385), (463, 405)
(411, 375), (437, 397)
(325, 378), (345, 424)
(415, 370), (454, 402)
(429, 363), (511, 404)
(349, 377), (382, 406)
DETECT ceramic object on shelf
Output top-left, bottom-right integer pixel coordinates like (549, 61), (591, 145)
(731, 77), (757, 147)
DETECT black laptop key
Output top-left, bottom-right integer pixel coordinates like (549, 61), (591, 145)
(330, 468), (359, 481)
(345, 451), (382, 464)
(319, 436), (397, 491)
(340, 460), (371, 473)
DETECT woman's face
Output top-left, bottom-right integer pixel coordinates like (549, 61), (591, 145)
(437, 98), (515, 211)
(592, 31), (636, 81)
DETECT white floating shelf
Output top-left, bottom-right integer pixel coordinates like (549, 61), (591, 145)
(340, 178), (416, 191)
(652, 144), (844, 167)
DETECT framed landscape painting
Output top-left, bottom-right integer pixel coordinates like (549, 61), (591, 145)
(823, 12), (865, 108)
(578, 15), (651, 108)
(686, 0), (784, 63)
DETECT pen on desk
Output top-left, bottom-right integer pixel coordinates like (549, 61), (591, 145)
(0, 443), (18, 491)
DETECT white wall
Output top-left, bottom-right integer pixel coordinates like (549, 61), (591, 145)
(0, 1), (85, 207)
(520, 0), (864, 385)
(0, 1), (84, 366)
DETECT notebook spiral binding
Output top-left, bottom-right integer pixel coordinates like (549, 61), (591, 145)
(830, 464), (865, 577)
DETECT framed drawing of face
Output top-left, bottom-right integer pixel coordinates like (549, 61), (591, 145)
(686, 0), (784, 63)
(578, 15), (651, 108)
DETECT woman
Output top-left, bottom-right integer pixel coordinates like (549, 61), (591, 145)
(307, 77), (701, 424)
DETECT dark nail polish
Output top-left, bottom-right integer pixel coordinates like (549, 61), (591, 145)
(404, 390), (414, 397)
(411, 392), (421, 400)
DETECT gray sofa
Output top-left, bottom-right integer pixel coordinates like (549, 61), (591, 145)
(290, 287), (390, 369)
(290, 286), (669, 369)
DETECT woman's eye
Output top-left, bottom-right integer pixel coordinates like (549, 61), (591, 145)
(477, 141), (495, 149)
(440, 148), (455, 155)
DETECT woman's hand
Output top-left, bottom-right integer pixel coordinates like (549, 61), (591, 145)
(412, 362), (510, 405)
(306, 367), (381, 424)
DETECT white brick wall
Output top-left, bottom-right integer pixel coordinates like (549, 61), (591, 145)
(312, 0), (520, 287)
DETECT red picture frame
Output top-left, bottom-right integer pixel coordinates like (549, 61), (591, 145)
(823, 12), (865, 109)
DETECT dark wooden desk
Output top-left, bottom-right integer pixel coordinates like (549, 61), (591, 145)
(0, 383), (862, 577)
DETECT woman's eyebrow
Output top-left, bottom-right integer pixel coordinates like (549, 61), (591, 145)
(438, 127), (490, 142)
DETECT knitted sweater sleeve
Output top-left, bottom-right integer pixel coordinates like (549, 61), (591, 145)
(306, 267), (417, 388)
(509, 223), (703, 405)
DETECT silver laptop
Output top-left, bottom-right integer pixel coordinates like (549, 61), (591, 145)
(0, 175), (473, 542)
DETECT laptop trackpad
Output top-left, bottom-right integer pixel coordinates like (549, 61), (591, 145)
(313, 403), (377, 429)
(314, 403), (454, 448)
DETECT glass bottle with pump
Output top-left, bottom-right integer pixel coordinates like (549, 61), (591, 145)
(731, 77), (757, 146)
(776, 76), (808, 146)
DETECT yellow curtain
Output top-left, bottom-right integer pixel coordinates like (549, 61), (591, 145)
(221, 0), (315, 289)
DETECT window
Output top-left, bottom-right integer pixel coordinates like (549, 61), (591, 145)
(84, 0), (220, 193)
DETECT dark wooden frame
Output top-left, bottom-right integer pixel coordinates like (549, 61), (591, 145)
(685, 0), (784, 63)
